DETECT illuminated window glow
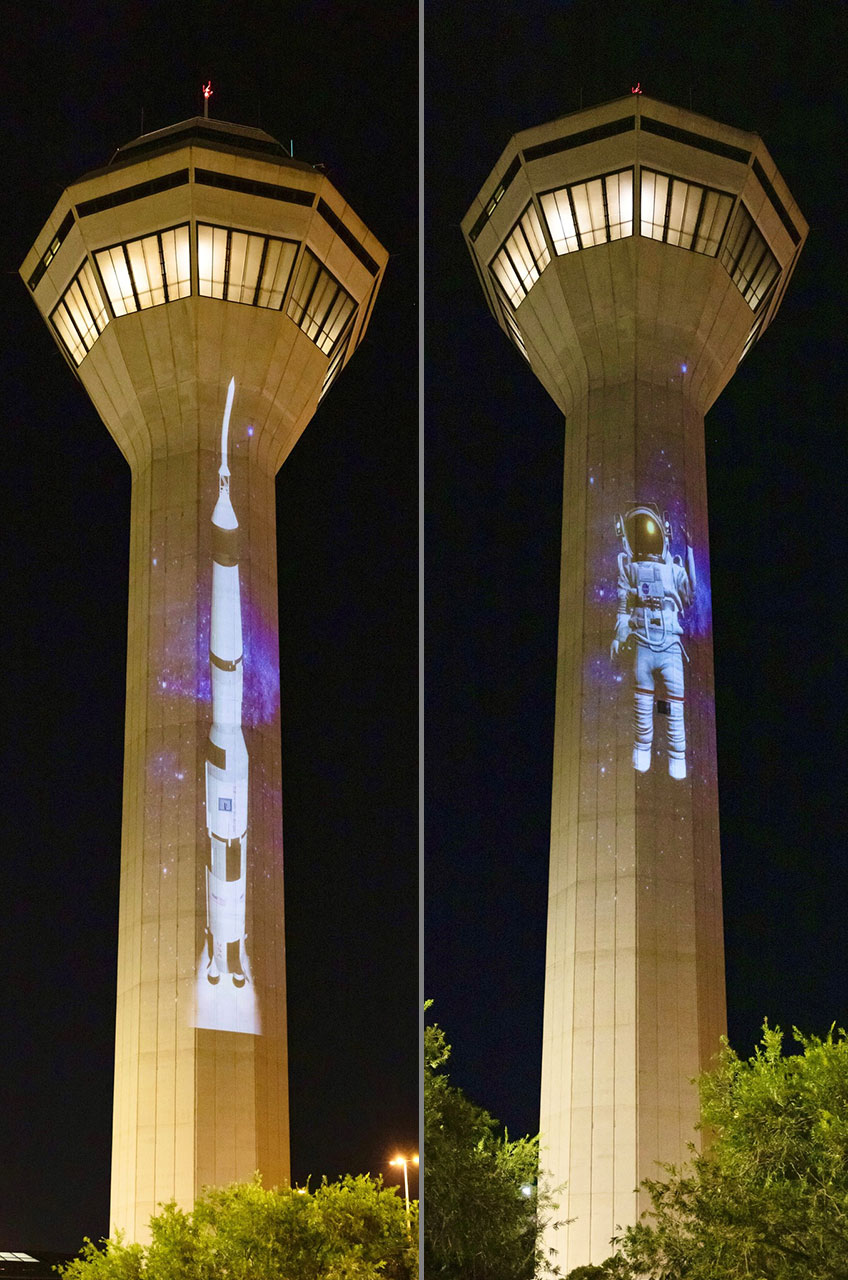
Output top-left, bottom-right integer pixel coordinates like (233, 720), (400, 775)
(50, 259), (110, 366)
(196, 223), (298, 308)
(720, 203), (780, 311)
(540, 169), (634, 256)
(95, 224), (190, 315)
(286, 248), (356, 356)
(640, 169), (733, 256)
(490, 204), (551, 308)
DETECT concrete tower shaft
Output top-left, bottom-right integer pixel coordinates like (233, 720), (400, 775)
(463, 96), (806, 1269)
(21, 117), (387, 1242)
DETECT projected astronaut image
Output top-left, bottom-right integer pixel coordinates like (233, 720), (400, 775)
(609, 504), (697, 780)
(193, 377), (261, 1036)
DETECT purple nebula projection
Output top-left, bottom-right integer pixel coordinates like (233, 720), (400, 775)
(195, 596), (280, 728)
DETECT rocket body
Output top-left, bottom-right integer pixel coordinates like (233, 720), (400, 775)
(204, 379), (249, 987)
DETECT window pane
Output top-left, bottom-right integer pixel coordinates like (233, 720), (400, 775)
(287, 250), (320, 326)
(161, 226), (191, 298)
(665, 180), (688, 247)
(241, 234), (265, 302)
(584, 178), (606, 244)
(197, 224), (215, 297)
(127, 234), (165, 308)
(77, 261), (108, 332)
(720, 203), (780, 310)
(52, 302), (86, 365)
(318, 290), (354, 355)
(225, 231), (249, 302)
(491, 252), (523, 307)
(519, 206), (550, 272)
(302, 273), (338, 343)
(319, 329), (351, 401)
(641, 171), (669, 241)
(286, 248), (356, 355)
(96, 246), (137, 315)
(490, 202), (551, 304)
(198, 225), (229, 299)
(541, 189), (579, 255)
(259, 239), (297, 309)
(694, 190), (732, 257)
(607, 170), (633, 241)
(504, 226), (536, 292)
(64, 278), (98, 349)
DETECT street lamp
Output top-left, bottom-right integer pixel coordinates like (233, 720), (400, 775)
(390, 1153), (419, 1231)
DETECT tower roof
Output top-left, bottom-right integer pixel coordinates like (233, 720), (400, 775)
(80, 116), (317, 181)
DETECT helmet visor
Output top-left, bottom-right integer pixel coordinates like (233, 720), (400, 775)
(625, 511), (664, 558)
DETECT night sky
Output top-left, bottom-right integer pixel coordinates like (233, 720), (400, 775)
(425, 0), (848, 1150)
(1, 1), (417, 1252)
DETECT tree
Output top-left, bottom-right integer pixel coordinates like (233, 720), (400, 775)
(593, 1024), (848, 1279)
(59, 1173), (418, 1280)
(424, 1002), (562, 1278)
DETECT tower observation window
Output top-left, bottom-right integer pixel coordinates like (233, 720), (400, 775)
(720, 203), (780, 311)
(50, 260), (110, 366)
(196, 223), (298, 308)
(540, 168), (634, 257)
(95, 224), (190, 315)
(640, 169), (733, 256)
(286, 248), (356, 356)
(489, 204), (551, 308)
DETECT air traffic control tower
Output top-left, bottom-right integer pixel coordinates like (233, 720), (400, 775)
(462, 96), (806, 1268)
(22, 115), (386, 1241)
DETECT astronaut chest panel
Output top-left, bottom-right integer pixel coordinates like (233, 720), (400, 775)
(630, 560), (683, 643)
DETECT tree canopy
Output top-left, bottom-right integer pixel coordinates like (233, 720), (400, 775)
(424, 1002), (561, 1279)
(585, 1024), (848, 1279)
(59, 1173), (417, 1280)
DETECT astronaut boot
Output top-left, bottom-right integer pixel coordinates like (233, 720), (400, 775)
(667, 698), (687, 779)
(633, 690), (654, 772)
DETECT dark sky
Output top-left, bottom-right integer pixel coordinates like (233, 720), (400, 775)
(425, 0), (848, 1144)
(1, 0), (417, 1252)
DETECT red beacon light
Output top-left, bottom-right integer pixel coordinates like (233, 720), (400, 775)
(202, 81), (213, 117)
(631, 82), (642, 94)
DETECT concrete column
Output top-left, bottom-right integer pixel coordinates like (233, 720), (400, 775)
(110, 439), (288, 1239)
(540, 381), (725, 1267)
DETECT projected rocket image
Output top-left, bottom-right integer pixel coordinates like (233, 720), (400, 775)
(610, 504), (697, 780)
(194, 377), (260, 1035)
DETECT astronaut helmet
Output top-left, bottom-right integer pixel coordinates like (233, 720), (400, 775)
(619, 504), (668, 561)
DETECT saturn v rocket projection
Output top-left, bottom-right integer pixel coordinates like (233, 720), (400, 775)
(195, 378), (257, 1033)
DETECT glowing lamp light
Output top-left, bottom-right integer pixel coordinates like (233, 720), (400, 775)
(203, 81), (213, 100)
(390, 1153), (419, 1231)
(631, 81), (642, 94)
(646, 519), (655, 534)
(247, 425), (254, 436)
(681, 362), (688, 373)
